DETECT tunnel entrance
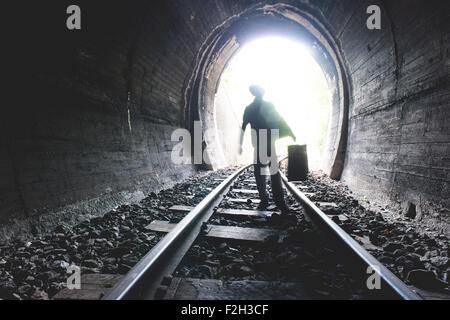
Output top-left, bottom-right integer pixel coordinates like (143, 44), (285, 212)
(184, 3), (351, 179)
(213, 36), (331, 170)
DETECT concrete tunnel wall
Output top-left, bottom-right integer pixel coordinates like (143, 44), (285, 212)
(2, 0), (449, 241)
(185, 4), (351, 175)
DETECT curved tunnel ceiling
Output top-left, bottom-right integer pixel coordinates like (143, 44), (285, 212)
(2, 1), (448, 240)
(184, 3), (351, 178)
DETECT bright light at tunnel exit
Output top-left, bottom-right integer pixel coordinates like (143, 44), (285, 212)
(217, 36), (331, 169)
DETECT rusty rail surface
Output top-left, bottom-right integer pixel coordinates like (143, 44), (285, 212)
(279, 168), (421, 300)
(104, 156), (420, 300)
(103, 165), (250, 300)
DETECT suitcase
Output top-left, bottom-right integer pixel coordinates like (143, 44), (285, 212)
(287, 144), (308, 181)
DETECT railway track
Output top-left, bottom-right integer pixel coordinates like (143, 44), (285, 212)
(98, 159), (421, 300)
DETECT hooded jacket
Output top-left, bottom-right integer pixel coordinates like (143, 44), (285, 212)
(242, 99), (295, 142)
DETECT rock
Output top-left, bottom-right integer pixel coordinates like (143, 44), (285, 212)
(47, 282), (66, 297)
(120, 226), (131, 232)
(402, 259), (417, 271)
(430, 256), (449, 268)
(111, 246), (130, 257)
(18, 284), (33, 296)
(379, 256), (394, 264)
(0, 279), (16, 295)
(394, 256), (406, 265)
(239, 266), (253, 275)
(99, 229), (113, 238)
(53, 260), (70, 270)
(415, 246), (426, 255)
(154, 285), (168, 299)
(54, 225), (70, 234)
(400, 235), (413, 245)
(81, 267), (100, 274)
(205, 260), (220, 267)
(161, 276), (173, 286)
(383, 242), (404, 252)
(121, 256), (138, 266)
(30, 240), (49, 247)
(90, 217), (104, 225)
(407, 269), (447, 290)
(83, 259), (100, 268)
(118, 264), (132, 273)
(31, 289), (49, 300)
(104, 257), (117, 264)
(36, 271), (59, 281)
(314, 289), (331, 297)
(198, 265), (213, 277)
(90, 230), (102, 237)
(12, 293), (21, 300)
(169, 217), (182, 223)
(331, 216), (340, 224)
(218, 243), (228, 251)
(442, 270), (449, 283)
(406, 253), (424, 267)
(392, 249), (406, 257)
(425, 250), (439, 259)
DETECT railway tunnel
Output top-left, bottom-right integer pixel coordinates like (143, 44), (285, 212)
(1, 0), (449, 300)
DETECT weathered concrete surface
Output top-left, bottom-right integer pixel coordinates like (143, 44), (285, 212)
(53, 274), (123, 300)
(337, 0), (450, 228)
(2, 0), (449, 240)
(2, 1), (200, 241)
(164, 277), (312, 300)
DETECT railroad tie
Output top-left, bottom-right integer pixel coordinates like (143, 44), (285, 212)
(228, 198), (261, 204)
(163, 277), (312, 300)
(145, 221), (284, 242)
(215, 208), (273, 218)
(53, 274), (123, 300)
(231, 189), (259, 194)
(169, 205), (273, 218)
(316, 202), (338, 208)
(169, 205), (195, 212)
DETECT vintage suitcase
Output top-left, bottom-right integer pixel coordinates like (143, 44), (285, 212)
(287, 144), (308, 181)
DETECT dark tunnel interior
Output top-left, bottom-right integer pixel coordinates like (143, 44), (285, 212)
(0, 0), (449, 301)
(3, 0), (448, 240)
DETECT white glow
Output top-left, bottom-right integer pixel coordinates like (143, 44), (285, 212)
(218, 36), (331, 168)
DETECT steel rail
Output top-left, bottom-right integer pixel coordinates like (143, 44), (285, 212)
(279, 169), (422, 300)
(103, 164), (250, 300)
(103, 156), (420, 300)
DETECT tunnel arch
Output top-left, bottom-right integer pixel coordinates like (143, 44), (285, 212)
(2, 0), (448, 242)
(184, 3), (351, 179)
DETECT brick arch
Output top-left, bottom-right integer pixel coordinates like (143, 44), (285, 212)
(184, 3), (351, 178)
